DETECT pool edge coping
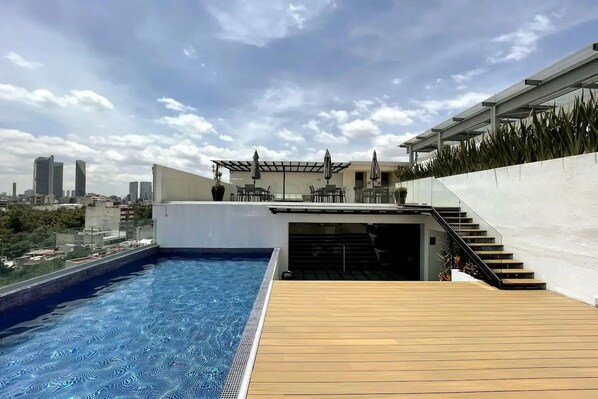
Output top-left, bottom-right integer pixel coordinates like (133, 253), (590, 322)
(219, 248), (280, 399)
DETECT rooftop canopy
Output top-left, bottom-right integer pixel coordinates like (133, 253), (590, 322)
(212, 160), (352, 173)
(400, 42), (598, 155)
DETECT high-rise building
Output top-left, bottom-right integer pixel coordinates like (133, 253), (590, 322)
(33, 155), (54, 195)
(75, 160), (86, 197)
(140, 182), (152, 202)
(129, 181), (138, 203)
(12, 182), (16, 198)
(65, 189), (70, 198)
(53, 162), (64, 199)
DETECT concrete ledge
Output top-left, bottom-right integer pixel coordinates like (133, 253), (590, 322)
(159, 247), (274, 255)
(0, 245), (159, 314)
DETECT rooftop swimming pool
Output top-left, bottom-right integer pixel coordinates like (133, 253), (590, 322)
(0, 254), (270, 398)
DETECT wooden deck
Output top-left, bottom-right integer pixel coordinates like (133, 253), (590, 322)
(247, 281), (598, 398)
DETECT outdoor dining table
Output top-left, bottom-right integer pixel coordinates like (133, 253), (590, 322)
(243, 185), (271, 202)
(315, 186), (344, 203)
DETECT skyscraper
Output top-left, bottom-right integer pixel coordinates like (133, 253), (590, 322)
(129, 181), (138, 203)
(129, 181), (139, 202)
(75, 160), (86, 197)
(140, 182), (152, 202)
(33, 155), (54, 195)
(53, 162), (63, 199)
(12, 182), (16, 198)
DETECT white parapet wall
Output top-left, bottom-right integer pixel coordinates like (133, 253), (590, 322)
(423, 152), (598, 305)
(153, 202), (445, 281)
(153, 164), (236, 202)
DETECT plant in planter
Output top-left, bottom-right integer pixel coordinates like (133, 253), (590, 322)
(393, 186), (407, 204)
(211, 164), (225, 201)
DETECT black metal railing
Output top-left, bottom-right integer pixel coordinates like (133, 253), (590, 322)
(429, 207), (503, 289)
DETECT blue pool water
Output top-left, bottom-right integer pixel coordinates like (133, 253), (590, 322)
(0, 255), (269, 399)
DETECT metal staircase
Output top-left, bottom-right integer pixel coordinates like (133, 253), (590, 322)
(434, 207), (545, 289)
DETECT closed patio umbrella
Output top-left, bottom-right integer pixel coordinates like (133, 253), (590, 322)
(251, 150), (261, 184)
(323, 149), (332, 184)
(370, 150), (381, 185)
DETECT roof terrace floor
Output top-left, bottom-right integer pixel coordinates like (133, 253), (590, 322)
(248, 281), (598, 398)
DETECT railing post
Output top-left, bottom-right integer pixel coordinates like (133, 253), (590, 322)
(457, 200), (461, 230)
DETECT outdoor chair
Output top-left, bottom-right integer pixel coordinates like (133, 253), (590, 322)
(309, 185), (316, 202)
(236, 185), (245, 201)
(264, 185), (272, 201)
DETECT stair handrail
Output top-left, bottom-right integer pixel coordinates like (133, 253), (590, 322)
(429, 207), (503, 289)
(404, 177), (502, 245)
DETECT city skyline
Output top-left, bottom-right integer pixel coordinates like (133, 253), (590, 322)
(1, 1), (598, 194)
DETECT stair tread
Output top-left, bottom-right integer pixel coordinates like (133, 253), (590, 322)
(494, 269), (534, 274)
(463, 236), (495, 239)
(475, 250), (513, 255)
(502, 278), (545, 284)
(485, 259), (523, 264)
(467, 243), (503, 247)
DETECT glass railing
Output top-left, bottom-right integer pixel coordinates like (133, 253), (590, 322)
(404, 177), (502, 245)
(0, 219), (154, 288)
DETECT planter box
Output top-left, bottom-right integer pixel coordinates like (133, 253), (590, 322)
(451, 269), (480, 282)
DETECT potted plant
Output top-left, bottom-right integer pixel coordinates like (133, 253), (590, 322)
(394, 186), (407, 204)
(211, 164), (225, 201)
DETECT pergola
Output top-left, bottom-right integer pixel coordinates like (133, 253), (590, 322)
(211, 160), (351, 173)
(212, 160), (352, 200)
(400, 43), (598, 163)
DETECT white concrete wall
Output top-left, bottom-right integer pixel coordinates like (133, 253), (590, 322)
(154, 202), (442, 280)
(153, 164), (236, 202)
(410, 153), (598, 305)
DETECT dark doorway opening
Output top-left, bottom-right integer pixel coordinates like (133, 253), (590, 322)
(354, 172), (365, 189)
(287, 223), (420, 280)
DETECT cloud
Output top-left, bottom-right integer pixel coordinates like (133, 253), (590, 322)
(0, 128), (99, 168)
(158, 97), (197, 112)
(89, 134), (174, 150)
(314, 130), (348, 144)
(318, 109), (348, 124)
(0, 84), (113, 111)
(65, 90), (114, 111)
(219, 134), (234, 142)
(352, 99), (375, 114)
(305, 119), (320, 133)
(371, 106), (422, 126)
(254, 80), (305, 114)
(182, 45), (198, 59)
(488, 15), (554, 63)
(276, 127), (305, 142)
(155, 113), (216, 137)
(206, 0), (332, 47)
(451, 68), (484, 84)
(340, 119), (380, 138)
(392, 78), (402, 85)
(4, 52), (44, 69)
(372, 133), (417, 148)
(418, 92), (489, 114)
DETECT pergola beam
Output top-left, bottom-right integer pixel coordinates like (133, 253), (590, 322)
(409, 55), (598, 152)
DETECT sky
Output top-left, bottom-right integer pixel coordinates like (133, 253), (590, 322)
(1, 0), (597, 196)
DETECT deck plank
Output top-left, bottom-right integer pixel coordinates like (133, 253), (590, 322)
(247, 281), (598, 398)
